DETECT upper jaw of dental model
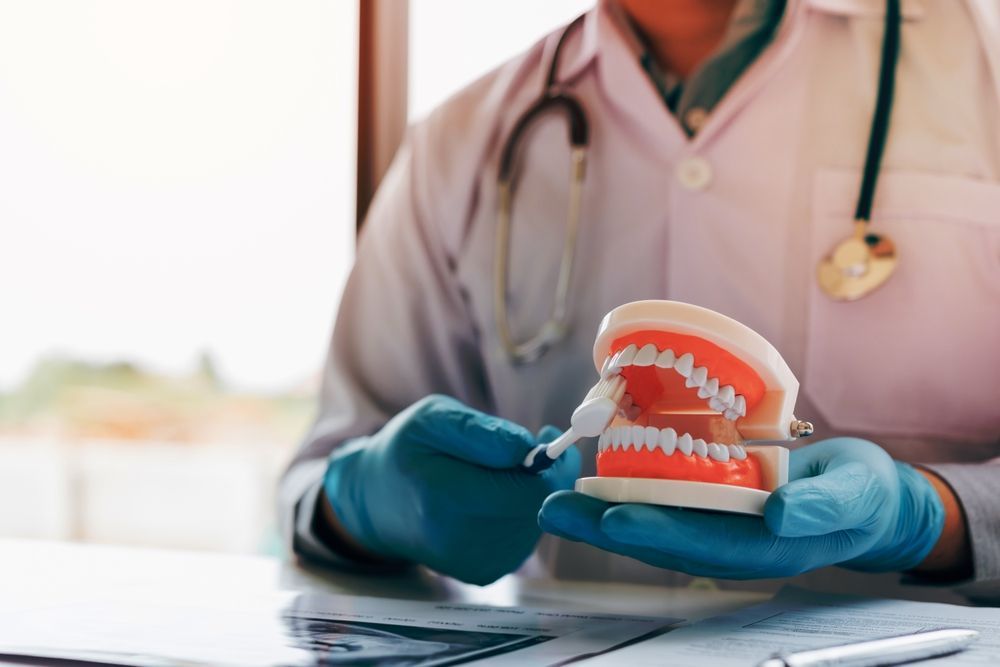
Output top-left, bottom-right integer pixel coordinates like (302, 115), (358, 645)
(602, 342), (749, 422)
(590, 300), (801, 442)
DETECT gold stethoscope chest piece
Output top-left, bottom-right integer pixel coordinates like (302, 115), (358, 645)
(817, 221), (898, 301)
(815, 0), (901, 302)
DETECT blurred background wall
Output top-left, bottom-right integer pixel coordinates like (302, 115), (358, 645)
(0, 0), (590, 555)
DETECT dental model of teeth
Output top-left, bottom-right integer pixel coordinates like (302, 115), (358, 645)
(529, 300), (812, 515)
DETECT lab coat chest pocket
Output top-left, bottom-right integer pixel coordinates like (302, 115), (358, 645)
(805, 170), (1000, 442)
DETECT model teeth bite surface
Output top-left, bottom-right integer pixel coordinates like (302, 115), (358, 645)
(575, 300), (810, 515)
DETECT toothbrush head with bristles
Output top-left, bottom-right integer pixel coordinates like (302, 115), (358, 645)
(521, 374), (627, 473)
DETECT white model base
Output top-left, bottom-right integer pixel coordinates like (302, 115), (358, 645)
(575, 477), (772, 516)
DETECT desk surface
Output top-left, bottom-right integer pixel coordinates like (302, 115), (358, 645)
(0, 538), (765, 624)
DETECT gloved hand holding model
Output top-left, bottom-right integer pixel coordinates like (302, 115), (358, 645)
(540, 437), (945, 578)
(534, 301), (944, 578)
(321, 394), (580, 585)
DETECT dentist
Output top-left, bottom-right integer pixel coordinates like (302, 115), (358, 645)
(280, 0), (1000, 601)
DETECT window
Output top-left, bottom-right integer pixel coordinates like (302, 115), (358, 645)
(0, 0), (594, 555)
(0, 0), (357, 553)
(409, 0), (594, 122)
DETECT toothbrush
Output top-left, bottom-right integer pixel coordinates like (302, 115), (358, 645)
(521, 374), (626, 473)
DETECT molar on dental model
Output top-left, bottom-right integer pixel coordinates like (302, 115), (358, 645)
(530, 300), (813, 515)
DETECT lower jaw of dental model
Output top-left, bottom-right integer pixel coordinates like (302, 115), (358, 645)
(597, 425), (762, 489)
(574, 301), (801, 516)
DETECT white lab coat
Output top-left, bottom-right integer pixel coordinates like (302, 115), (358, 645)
(282, 0), (1000, 602)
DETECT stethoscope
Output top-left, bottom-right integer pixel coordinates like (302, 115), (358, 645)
(495, 1), (901, 364)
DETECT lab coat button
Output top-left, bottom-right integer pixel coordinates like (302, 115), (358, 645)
(676, 156), (712, 190)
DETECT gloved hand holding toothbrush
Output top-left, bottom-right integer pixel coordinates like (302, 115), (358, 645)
(320, 394), (580, 585)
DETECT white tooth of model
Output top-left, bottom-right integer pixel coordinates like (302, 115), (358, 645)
(655, 348), (676, 368)
(733, 395), (747, 417)
(708, 443), (730, 462)
(659, 428), (677, 454)
(685, 366), (708, 388)
(692, 438), (709, 458)
(677, 433), (694, 456)
(605, 350), (624, 377)
(632, 343), (658, 367)
(617, 344), (638, 367)
(674, 352), (695, 377)
(697, 377), (720, 399)
(716, 385), (736, 408)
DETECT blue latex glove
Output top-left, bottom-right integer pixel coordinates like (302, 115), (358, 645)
(323, 394), (580, 585)
(539, 438), (945, 578)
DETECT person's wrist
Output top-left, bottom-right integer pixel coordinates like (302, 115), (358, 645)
(321, 440), (401, 563)
(910, 467), (972, 580)
(893, 462), (946, 570)
(843, 462), (944, 573)
(314, 487), (398, 564)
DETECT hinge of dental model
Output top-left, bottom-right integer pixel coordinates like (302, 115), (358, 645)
(521, 374), (627, 473)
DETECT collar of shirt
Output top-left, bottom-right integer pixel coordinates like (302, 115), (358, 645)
(552, 0), (925, 141)
(607, 0), (787, 136)
(556, 0), (927, 79)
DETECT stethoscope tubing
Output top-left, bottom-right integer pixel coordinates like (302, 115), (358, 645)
(495, 1), (901, 362)
(494, 15), (589, 364)
(854, 0), (900, 223)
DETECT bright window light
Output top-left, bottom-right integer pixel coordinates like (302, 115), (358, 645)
(0, 0), (356, 393)
(0, 0), (357, 554)
(409, 0), (594, 122)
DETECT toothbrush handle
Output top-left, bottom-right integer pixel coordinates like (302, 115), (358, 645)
(521, 429), (578, 474)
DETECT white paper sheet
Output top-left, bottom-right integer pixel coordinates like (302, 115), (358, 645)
(580, 586), (1000, 666)
(0, 590), (679, 667)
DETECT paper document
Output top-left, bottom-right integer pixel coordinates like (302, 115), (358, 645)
(0, 590), (679, 667)
(580, 586), (1000, 666)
